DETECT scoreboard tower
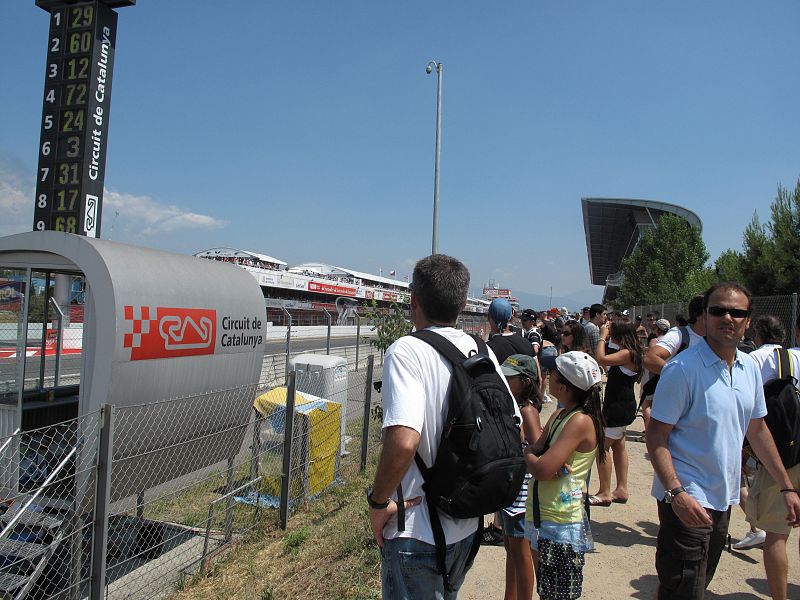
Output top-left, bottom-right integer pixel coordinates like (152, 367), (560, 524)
(33, 0), (134, 238)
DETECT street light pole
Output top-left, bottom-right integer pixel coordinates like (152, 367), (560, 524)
(426, 61), (443, 256)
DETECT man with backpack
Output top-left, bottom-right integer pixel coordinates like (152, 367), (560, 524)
(744, 314), (800, 600)
(368, 254), (523, 599)
(643, 294), (706, 376)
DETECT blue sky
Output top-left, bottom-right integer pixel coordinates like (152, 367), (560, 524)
(2, 1), (799, 308)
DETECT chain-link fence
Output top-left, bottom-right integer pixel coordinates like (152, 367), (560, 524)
(0, 301), (497, 599)
(626, 293), (799, 347)
(0, 356), (383, 600)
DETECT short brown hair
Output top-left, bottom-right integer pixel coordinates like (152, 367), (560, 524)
(411, 255), (470, 323)
(703, 282), (752, 312)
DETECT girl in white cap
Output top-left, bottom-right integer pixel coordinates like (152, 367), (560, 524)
(524, 351), (605, 600)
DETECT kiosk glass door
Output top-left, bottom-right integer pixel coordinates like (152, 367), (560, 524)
(0, 267), (27, 437)
(19, 269), (84, 430)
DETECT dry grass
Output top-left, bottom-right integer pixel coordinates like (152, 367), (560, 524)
(168, 458), (382, 600)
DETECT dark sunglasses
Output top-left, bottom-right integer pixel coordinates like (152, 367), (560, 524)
(562, 330), (573, 336)
(707, 306), (751, 319)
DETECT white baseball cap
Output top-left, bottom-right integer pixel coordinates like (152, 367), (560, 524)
(555, 351), (602, 391)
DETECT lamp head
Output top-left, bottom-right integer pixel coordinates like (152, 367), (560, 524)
(426, 61), (437, 74)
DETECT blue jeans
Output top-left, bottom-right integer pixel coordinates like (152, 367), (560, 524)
(381, 534), (476, 600)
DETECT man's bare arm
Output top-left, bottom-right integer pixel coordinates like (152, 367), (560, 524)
(369, 425), (423, 547)
(643, 345), (671, 375)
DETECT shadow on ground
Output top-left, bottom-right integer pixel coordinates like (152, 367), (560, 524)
(590, 520), (656, 549)
(626, 572), (799, 599)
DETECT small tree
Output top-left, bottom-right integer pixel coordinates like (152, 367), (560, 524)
(616, 213), (710, 307)
(740, 179), (800, 295)
(363, 300), (412, 355)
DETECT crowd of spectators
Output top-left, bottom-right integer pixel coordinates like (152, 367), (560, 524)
(478, 293), (800, 600)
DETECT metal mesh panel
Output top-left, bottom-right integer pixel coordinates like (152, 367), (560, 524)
(105, 384), (259, 600)
(630, 294), (798, 346)
(0, 410), (100, 600)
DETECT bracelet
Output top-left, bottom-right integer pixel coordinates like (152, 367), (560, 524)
(367, 489), (391, 509)
(780, 489), (799, 494)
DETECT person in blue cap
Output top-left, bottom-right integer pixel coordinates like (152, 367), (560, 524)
(487, 298), (534, 364)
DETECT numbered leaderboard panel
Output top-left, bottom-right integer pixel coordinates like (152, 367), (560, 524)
(34, 2), (118, 237)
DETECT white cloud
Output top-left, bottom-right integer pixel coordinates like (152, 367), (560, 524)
(0, 157), (34, 236)
(0, 155), (226, 237)
(104, 189), (227, 235)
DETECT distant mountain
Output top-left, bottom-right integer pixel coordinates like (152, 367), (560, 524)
(514, 287), (604, 314)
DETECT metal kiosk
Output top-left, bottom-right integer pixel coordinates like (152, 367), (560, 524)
(0, 230), (266, 598)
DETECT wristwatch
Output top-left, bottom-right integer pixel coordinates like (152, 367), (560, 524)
(663, 486), (686, 503)
(367, 489), (390, 510)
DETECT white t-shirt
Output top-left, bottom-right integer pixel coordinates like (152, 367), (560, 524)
(381, 326), (519, 545)
(656, 325), (703, 358)
(751, 344), (800, 388)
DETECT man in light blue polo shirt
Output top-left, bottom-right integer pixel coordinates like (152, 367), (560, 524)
(646, 282), (800, 599)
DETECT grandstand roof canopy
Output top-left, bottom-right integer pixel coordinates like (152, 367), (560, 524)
(289, 262), (409, 288)
(582, 198), (702, 287)
(194, 247), (287, 266)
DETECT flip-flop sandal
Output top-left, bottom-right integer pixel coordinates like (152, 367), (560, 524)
(588, 495), (612, 507)
(611, 498), (629, 504)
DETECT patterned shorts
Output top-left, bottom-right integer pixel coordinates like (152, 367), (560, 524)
(537, 538), (585, 599)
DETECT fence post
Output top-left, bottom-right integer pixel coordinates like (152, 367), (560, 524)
(223, 456), (235, 542)
(250, 407), (261, 483)
(360, 355), (375, 472)
(279, 370), (297, 530)
(324, 309), (332, 355)
(355, 313), (361, 371)
(792, 293), (798, 348)
(282, 307), (292, 384)
(89, 404), (114, 600)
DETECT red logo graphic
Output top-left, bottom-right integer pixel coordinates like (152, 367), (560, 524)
(123, 306), (217, 360)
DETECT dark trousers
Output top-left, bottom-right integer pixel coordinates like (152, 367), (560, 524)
(655, 500), (730, 599)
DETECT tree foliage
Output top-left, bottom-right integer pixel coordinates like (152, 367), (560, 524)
(363, 300), (412, 353)
(739, 179), (800, 295)
(714, 249), (744, 282)
(616, 213), (710, 307)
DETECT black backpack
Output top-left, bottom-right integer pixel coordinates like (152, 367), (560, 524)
(401, 329), (527, 591)
(763, 348), (800, 469)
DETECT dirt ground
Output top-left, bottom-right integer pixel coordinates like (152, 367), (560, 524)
(459, 401), (800, 600)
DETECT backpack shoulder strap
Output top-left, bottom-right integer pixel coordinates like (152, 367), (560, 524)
(777, 348), (792, 380)
(409, 329), (478, 364)
(678, 327), (690, 353)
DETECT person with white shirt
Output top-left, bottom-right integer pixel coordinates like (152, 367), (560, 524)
(744, 314), (800, 600)
(731, 315), (786, 552)
(643, 295), (706, 375)
(369, 254), (519, 599)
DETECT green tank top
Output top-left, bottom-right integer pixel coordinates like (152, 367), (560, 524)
(526, 409), (598, 525)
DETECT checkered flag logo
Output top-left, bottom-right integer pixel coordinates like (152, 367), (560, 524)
(123, 305), (153, 350)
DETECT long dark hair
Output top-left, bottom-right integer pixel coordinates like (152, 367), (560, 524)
(517, 375), (544, 412)
(563, 320), (591, 353)
(558, 373), (606, 462)
(611, 321), (643, 376)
